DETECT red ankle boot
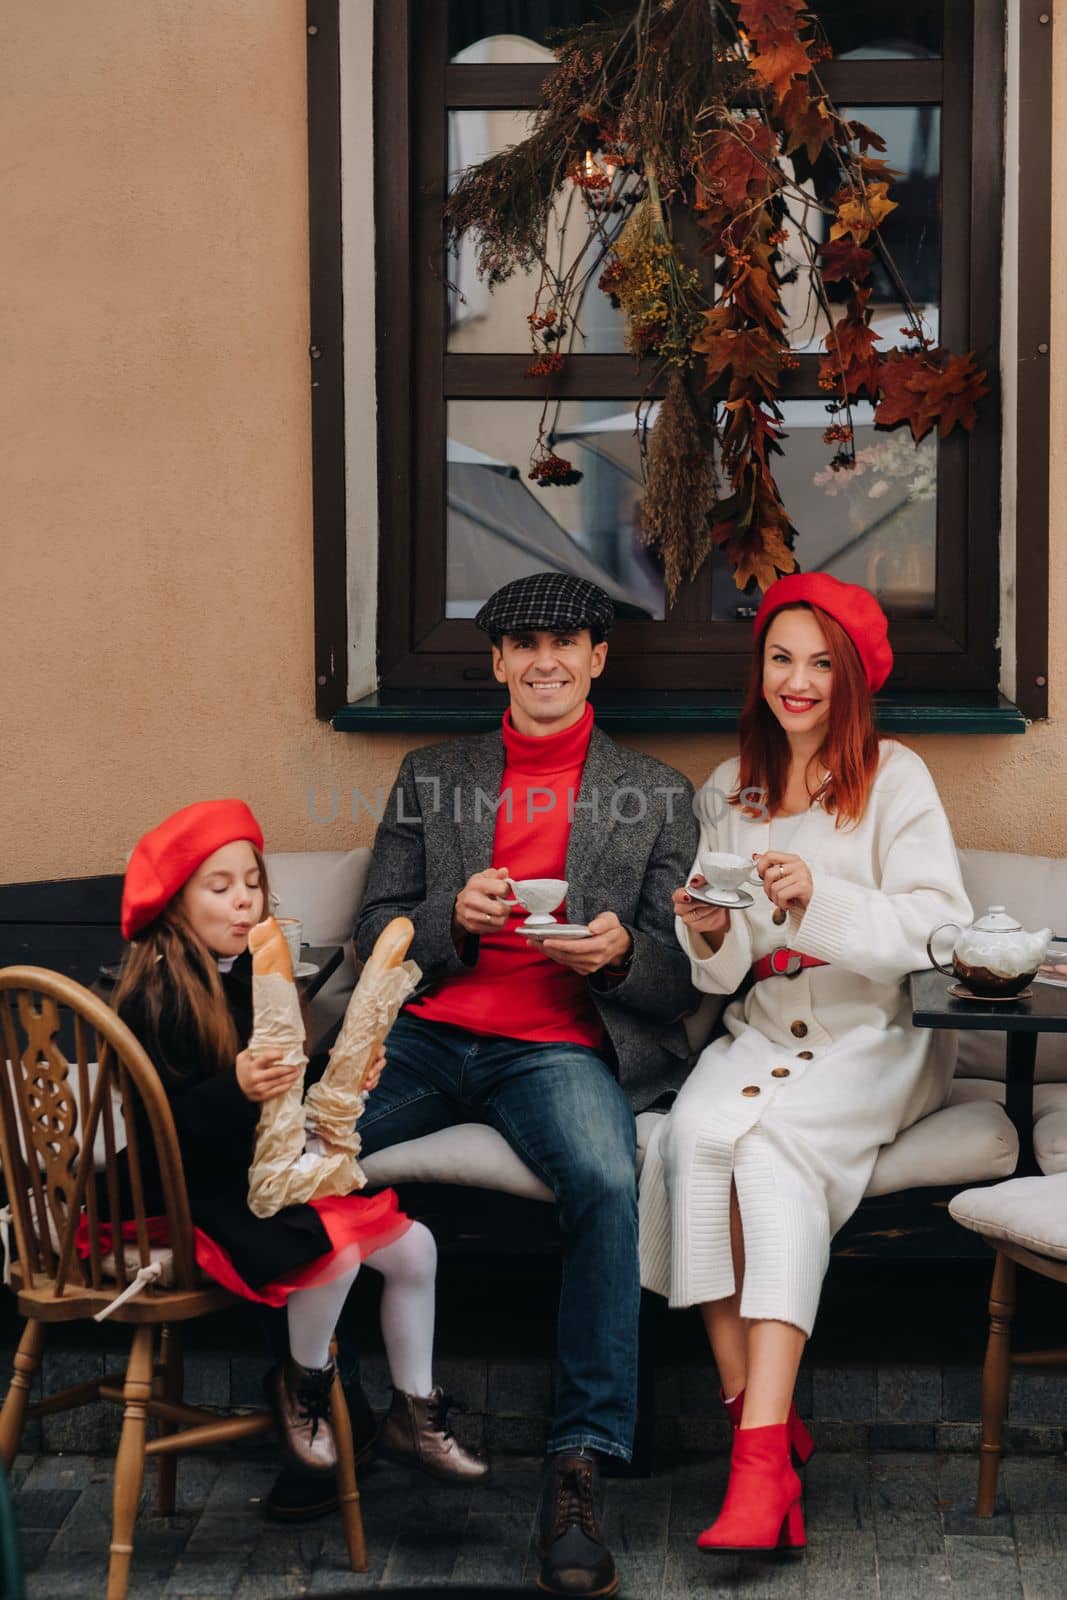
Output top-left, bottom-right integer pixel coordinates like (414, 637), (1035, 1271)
(697, 1423), (805, 1552)
(720, 1388), (815, 1466)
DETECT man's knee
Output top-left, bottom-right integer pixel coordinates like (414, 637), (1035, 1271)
(555, 1142), (637, 1212)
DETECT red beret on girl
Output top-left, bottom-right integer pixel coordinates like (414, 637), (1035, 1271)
(753, 573), (893, 694)
(122, 799), (264, 939)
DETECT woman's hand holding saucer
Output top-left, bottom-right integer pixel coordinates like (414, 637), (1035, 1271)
(673, 876), (731, 944)
(754, 851), (813, 914)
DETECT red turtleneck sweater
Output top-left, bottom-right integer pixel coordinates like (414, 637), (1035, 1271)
(406, 702), (604, 1048)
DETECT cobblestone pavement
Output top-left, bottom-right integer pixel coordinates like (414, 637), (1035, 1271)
(9, 1445), (1067, 1598)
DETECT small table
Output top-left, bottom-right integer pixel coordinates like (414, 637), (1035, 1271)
(909, 968), (1067, 1174)
(295, 944), (345, 1001)
(95, 944), (345, 1002)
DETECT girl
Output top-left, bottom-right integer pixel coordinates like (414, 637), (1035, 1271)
(638, 574), (971, 1552)
(113, 799), (487, 1486)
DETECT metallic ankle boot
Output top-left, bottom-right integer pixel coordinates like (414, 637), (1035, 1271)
(376, 1386), (489, 1482)
(265, 1358), (338, 1476)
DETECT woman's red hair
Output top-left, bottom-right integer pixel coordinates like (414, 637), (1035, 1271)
(731, 602), (880, 827)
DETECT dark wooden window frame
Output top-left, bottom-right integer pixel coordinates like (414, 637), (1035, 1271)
(306, 0), (1051, 722)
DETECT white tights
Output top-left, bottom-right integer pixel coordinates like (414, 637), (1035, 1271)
(286, 1219), (437, 1395)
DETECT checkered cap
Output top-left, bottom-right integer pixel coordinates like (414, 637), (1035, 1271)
(474, 572), (615, 640)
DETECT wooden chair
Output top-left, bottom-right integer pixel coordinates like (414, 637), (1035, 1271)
(0, 966), (367, 1600)
(975, 1243), (1067, 1516)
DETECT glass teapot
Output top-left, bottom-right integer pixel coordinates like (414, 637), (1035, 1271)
(927, 905), (1051, 998)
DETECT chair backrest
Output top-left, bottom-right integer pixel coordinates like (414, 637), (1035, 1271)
(0, 966), (199, 1301)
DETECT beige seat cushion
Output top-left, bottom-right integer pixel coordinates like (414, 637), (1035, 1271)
(950, 1172), (1067, 1260)
(1034, 1082), (1067, 1175)
(360, 1092), (1020, 1204)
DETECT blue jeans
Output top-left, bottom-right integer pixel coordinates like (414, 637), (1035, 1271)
(358, 1012), (639, 1461)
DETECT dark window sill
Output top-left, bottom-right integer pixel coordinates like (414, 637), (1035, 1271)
(331, 689), (1028, 735)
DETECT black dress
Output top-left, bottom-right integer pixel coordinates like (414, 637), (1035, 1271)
(117, 953), (336, 1288)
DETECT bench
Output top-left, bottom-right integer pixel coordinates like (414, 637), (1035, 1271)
(3, 848), (1066, 1466)
(4, 847), (1065, 1244)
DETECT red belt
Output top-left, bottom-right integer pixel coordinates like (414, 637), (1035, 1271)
(752, 948), (829, 982)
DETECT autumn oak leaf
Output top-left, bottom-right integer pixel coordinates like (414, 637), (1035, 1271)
(818, 239), (875, 284)
(783, 94), (836, 165)
(820, 292), (882, 397)
(698, 327), (782, 398)
(747, 31), (814, 100)
(830, 182), (898, 243)
(737, 0), (810, 30)
(872, 352), (932, 439)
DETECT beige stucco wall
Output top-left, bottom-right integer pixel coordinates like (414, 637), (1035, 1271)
(2, 1), (1065, 882)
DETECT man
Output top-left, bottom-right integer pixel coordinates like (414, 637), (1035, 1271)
(354, 572), (698, 1598)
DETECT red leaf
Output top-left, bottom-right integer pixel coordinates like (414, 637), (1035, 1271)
(696, 327), (782, 399)
(694, 125), (780, 216)
(874, 349), (990, 441)
(737, 0), (809, 30)
(818, 239), (875, 284)
(872, 351), (932, 439)
(747, 29), (814, 99)
(845, 120), (888, 153)
(783, 93), (835, 165)
(820, 291), (882, 398)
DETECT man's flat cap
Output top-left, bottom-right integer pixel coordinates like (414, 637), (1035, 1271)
(474, 572), (615, 640)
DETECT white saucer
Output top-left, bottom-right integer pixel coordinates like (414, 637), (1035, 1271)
(516, 923), (593, 941)
(293, 961), (321, 978)
(686, 884), (755, 909)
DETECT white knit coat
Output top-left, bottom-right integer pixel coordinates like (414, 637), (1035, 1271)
(638, 740), (973, 1334)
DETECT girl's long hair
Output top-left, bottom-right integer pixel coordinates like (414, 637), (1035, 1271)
(731, 603), (880, 827)
(112, 848), (270, 1081)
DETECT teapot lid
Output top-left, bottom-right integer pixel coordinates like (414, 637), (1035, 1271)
(972, 905), (1022, 933)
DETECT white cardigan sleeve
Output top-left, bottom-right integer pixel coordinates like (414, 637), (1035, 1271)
(787, 751), (972, 986)
(678, 776), (754, 995)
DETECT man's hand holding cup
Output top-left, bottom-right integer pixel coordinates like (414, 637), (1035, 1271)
(453, 866), (513, 939)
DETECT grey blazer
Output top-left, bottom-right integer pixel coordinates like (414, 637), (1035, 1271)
(355, 723), (701, 1109)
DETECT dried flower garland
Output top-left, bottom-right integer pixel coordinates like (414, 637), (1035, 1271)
(444, 0), (989, 598)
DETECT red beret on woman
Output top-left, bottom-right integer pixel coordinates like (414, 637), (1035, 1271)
(121, 799), (264, 939)
(753, 572), (893, 693)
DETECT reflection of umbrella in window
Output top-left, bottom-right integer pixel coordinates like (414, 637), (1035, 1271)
(446, 439), (653, 618)
(551, 407), (658, 484)
(551, 402), (936, 616)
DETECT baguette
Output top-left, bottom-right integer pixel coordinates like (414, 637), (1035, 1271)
(248, 917), (294, 980)
(363, 917), (415, 978)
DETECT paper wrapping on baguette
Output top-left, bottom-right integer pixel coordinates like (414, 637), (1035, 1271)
(304, 932), (420, 1150)
(245, 917), (354, 1218)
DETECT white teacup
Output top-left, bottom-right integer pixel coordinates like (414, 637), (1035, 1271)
(508, 877), (568, 925)
(276, 916), (303, 971)
(697, 851), (759, 897)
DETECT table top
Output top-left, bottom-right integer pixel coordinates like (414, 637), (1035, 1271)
(910, 967), (1067, 1033)
(295, 944), (345, 1000)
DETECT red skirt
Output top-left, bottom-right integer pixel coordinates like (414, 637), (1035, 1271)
(76, 1189), (413, 1310)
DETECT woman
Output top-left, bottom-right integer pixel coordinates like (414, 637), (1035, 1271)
(639, 574), (970, 1552)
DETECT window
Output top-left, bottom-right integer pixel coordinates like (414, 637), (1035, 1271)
(307, 0), (1051, 722)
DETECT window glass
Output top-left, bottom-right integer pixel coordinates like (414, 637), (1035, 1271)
(447, 111), (632, 354)
(447, 398), (935, 624)
(708, 401), (937, 621)
(784, 106), (941, 352)
(446, 399), (664, 618)
(815, 1), (942, 59)
(449, 1), (633, 63)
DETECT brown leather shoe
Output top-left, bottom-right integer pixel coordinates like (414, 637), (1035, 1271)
(376, 1387), (489, 1482)
(265, 1358), (338, 1476)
